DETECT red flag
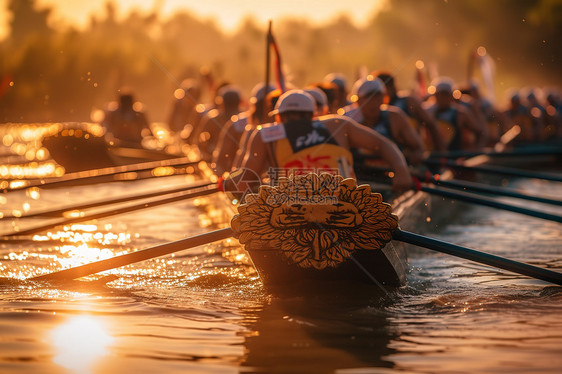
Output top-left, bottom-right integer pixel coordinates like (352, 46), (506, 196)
(267, 26), (286, 92)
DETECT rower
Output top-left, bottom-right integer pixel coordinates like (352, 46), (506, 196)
(424, 77), (487, 151)
(462, 81), (510, 146)
(375, 71), (446, 152)
(545, 91), (562, 139)
(212, 83), (275, 175)
(194, 85), (242, 161)
(311, 81), (340, 114)
(526, 89), (547, 140)
(102, 90), (150, 147)
(343, 77), (425, 166)
(323, 73), (350, 112)
(503, 90), (535, 142)
(166, 79), (201, 136)
(304, 87), (329, 117)
(229, 88), (284, 170)
(223, 90), (412, 197)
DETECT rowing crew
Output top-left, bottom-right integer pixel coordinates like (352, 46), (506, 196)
(203, 75), (480, 195)
(195, 76), (560, 197)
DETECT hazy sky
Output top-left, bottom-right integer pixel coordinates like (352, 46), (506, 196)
(0, 0), (385, 39)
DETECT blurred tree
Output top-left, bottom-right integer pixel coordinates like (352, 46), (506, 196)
(8, 0), (53, 43)
(0, 0), (560, 123)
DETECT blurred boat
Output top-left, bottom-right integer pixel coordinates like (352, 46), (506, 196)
(41, 122), (185, 172)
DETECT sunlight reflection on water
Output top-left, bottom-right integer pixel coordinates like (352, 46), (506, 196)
(51, 315), (113, 374)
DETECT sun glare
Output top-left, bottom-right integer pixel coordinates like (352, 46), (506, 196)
(0, 0), (385, 39)
(51, 316), (113, 373)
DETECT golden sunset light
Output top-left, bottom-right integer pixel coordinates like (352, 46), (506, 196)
(0, 1), (561, 374)
(0, 0), (384, 39)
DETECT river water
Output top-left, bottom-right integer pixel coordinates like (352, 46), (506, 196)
(0, 124), (561, 374)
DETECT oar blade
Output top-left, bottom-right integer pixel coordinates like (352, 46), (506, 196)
(394, 229), (562, 286)
(31, 228), (233, 282)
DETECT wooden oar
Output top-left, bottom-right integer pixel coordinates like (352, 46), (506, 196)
(26, 173), (562, 286)
(31, 228), (233, 282)
(30, 222), (562, 286)
(394, 230), (562, 286)
(2, 184), (218, 238)
(430, 178), (562, 206)
(418, 184), (562, 223)
(424, 158), (562, 182)
(427, 145), (562, 160)
(2, 157), (200, 192)
(358, 165), (562, 222)
(2, 181), (215, 219)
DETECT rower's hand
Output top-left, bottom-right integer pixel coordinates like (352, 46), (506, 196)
(219, 168), (262, 203)
(391, 170), (414, 194)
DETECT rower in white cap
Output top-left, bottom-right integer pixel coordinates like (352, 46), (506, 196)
(424, 77), (487, 150)
(223, 89), (413, 195)
(212, 83), (275, 175)
(343, 76), (425, 166)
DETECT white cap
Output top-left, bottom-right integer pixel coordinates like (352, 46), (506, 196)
(351, 77), (386, 101)
(432, 77), (454, 94)
(250, 83), (276, 101)
(269, 90), (315, 116)
(304, 87), (328, 109)
(324, 73), (347, 91)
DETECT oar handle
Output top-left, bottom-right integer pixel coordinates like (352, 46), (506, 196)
(4, 181), (216, 219)
(419, 185), (562, 223)
(31, 228), (234, 282)
(2, 185), (218, 238)
(424, 159), (562, 182)
(3, 157), (200, 192)
(432, 178), (562, 206)
(394, 229), (562, 286)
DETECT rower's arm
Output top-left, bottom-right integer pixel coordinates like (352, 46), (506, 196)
(344, 118), (412, 192)
(239, 129), (269, 177)
(459, 106), (488, 149)
(212, 121), (236, 175)
(389, 109), (425, 166)
(232, 130), (254, 169)
(408, 96), (446, 152)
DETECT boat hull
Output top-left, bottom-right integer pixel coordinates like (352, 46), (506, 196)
(232, 185), (429, 293)
(41, 123), (181, 172)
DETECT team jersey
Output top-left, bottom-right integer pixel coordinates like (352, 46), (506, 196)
(342, 107), (395, 143)
(389, 96), (412, 117)
(259, 120), (355, 179)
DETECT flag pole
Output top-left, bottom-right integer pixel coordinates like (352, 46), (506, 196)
(263, 20), (272, 115)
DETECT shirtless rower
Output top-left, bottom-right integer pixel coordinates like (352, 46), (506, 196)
(224, 90), (412, 196)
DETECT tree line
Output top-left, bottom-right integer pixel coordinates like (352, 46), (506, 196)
(0, 0), (560, 123)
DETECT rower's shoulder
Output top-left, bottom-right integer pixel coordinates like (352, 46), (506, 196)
(204, 108), (220, 120)
(317, 114), (356, 128)
(454, 102), (472, 116)
(258, 122), (286, 143)
(422, 102), (437, 113)
(384, 104), (405, 115)
(383, 104), (410, 123)
(403, 94), (423, 108)
(230, 113), (249, 133)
